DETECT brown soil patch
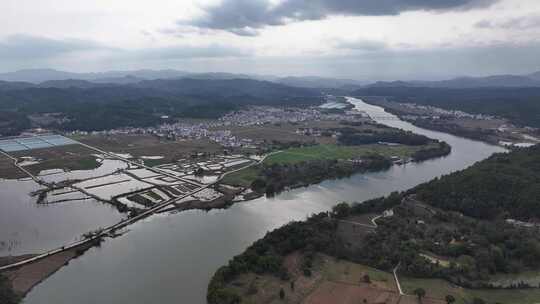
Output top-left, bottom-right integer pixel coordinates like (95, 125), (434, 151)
(303, 281), (400, 304)
(2, 245), (90, 296)
(76, 134), (223, 164)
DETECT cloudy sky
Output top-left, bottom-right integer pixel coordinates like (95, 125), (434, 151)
(1, 0), (540, 80)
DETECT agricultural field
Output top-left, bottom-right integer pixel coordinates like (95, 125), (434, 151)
(224, 253), (409, 304)
(401, 277), (540, 304)
(74, 134), (224, 165)
(1, 144), (101, 178)
(221, 142), (432, 188)
(263, 144), (431, 165)
(223, 120), (385, 146)
(220, 166), (260, 187)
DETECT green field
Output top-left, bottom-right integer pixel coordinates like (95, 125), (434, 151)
(401, 277), (540, 304)
(321, 257), (396, 290)
(221, 166), (261, 187)
(263, 144), (428, 165)
(221, 143), (433, 187)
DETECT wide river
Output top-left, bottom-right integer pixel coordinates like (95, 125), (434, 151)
(22, 98), (505, 303)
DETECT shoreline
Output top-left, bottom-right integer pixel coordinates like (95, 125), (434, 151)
(357, 96), (539, 148)
(0, 144), (450, 300)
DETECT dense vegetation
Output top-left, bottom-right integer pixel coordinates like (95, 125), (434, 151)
(336, 127), (431, 146)
(250, 155), (392, 196)
(208, 145), (540, 304)
(0, 78), (322, 135)
(414, 145), (540, 220)
(0, 111), (30, 136)
(333, 127), (451, 162)
(354, 86), (540, 127)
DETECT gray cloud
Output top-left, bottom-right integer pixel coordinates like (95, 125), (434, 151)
(335, 39), (388, 51)
(0, 34), (248, 65)
(131, 44), (251, 60)
(0, 35), (104, 60)
(186, 0), (498, 35)
(476, 14), (540, 30)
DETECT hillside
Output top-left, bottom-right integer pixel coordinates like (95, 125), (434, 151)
(0, 78), (323, 135)
(414, 145), (540, 220)
(208, 144), (540, 304)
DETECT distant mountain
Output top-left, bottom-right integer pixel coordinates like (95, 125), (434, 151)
(368, 72), (540, 88)
(0, 69), (85, 83)
(38, 79), (114, 89)
(0, 80), (35, 90)
(276, 76), (367, 89)
(529, 71), (540, 81)
(0, 68), (269, 84)
(130, 78), (320, 99)
(91, 75), (145, 85)
(0, 69), (191, 83)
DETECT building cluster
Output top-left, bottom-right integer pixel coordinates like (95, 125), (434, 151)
(400, 103), (496, 120)
(70, 106), (367, 148)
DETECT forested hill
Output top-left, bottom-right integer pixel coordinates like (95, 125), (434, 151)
(414, 144), (540, 221)
(0, 78), (323, 135)
(353, 86), (540, 128)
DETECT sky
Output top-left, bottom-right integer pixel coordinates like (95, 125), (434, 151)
(1, 0), (540, 80)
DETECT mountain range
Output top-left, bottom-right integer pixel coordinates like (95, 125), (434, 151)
(1, 68), (540, 89)
(368, 72), (540, 89)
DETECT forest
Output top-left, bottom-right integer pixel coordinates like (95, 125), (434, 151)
(208, 144), (540, 304)
(414, 144), (540, 220)
(0, 78), (322, 135)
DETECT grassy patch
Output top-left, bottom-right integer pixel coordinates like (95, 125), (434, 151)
(321, 257), (396, 291)
(401, 277), (540, 304)
(263, 144), (430, 165)
(25, 155), (100, 175)
(221, 166), (261, 187)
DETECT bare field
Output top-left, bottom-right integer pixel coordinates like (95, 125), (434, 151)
(0, 144), (100, 178)
(0, 154), (28, 179)
(224, 253), (406, 304)
(222, 120), (386, 146)
(226, 124), (332, 144)
(74, 134), (223, 164)
(303, 281), (400, 304)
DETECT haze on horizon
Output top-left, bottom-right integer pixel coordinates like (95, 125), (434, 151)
(2, 0), (540, 80)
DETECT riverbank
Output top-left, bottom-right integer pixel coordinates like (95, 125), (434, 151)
(358, 96), (540, 148)
(0, 137), (450, 301)
(17, 98), (505, 304)
(208, 146), (540, 304)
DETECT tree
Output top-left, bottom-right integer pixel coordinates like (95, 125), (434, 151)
(279, 288), (285, 300)
(363, 274), (371, 283)
(445, 295), (456, 304)
(414, 288), (426, 302)
(332, 202), (351, 219)
(472, 298), (485, 304)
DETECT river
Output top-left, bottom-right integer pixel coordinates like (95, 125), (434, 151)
(21, 98), (505, 304)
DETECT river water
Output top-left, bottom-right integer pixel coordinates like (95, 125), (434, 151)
(22, 98), (505, 304)
(0, 160), (127, 256)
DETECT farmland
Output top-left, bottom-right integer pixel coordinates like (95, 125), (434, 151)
(263, 143), (434, 165)
(401, 277), (540, 304)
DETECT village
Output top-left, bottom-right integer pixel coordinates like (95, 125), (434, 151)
(68, 103), (368, 148)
